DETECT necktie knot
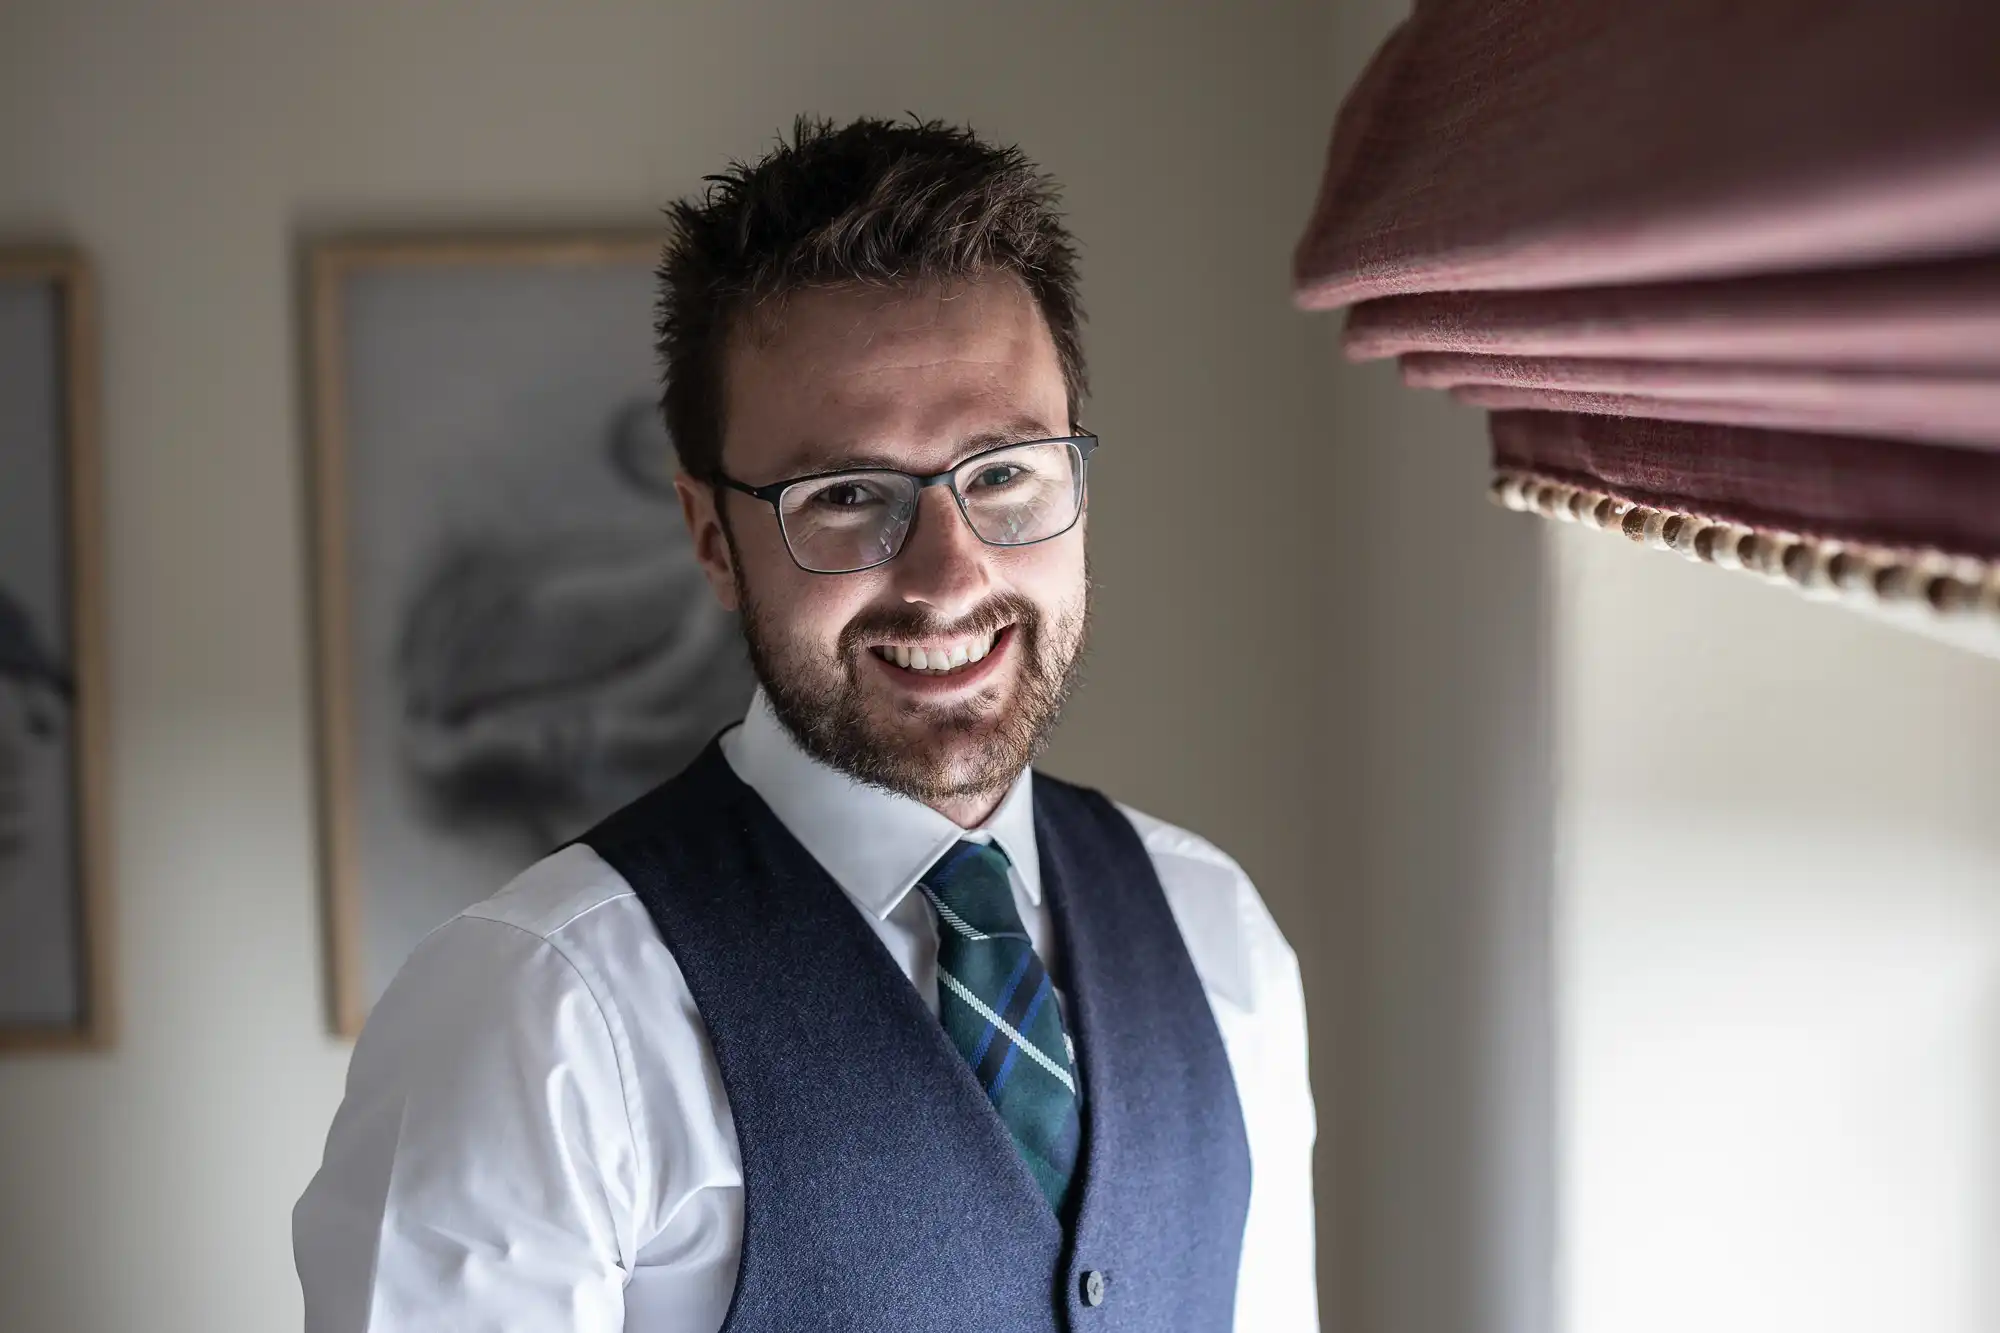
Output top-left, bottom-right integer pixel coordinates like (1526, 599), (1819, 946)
(919, 840), (1022, 939)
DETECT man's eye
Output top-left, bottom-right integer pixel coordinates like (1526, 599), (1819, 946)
(970, 464), (1024, 489)
(817, 483), (876, 507)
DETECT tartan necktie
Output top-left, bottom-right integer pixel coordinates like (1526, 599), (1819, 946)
(919, 839), (1082, 1217)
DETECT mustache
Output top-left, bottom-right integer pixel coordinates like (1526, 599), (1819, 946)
(837, 593), (1040, 653)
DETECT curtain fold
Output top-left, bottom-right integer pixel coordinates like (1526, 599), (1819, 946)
(1443, 375), (2000, 451)
(1294, 0), (2000, 308)
(1339, 256), (2000, 368)
(1293, 0), (2000, 643)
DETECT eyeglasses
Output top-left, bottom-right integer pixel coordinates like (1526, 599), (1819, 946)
(717, 432), (1098, 575)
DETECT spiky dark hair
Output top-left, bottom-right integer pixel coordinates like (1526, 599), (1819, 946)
(655, 115), (1087, 482)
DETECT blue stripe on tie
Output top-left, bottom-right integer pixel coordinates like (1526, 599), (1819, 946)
(964, 948), (1035, 1071)
(989, 974), (1054, 1097)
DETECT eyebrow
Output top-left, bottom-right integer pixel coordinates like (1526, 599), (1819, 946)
(781, 415), (1063, 476)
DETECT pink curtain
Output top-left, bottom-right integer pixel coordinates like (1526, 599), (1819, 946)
(1293, 0), (2000, 615)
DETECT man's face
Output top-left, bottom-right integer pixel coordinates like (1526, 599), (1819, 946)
(676, 275), (1089, 809)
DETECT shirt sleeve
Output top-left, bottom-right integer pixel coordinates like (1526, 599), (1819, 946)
(293, 915), (642, 1333)
(1228, 913), (1320, 1333)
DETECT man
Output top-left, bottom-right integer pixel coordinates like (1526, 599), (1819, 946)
(295, 117), (1317, 1332)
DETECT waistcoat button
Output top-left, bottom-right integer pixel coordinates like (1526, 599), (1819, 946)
(1082, 1270), (1107, 1307)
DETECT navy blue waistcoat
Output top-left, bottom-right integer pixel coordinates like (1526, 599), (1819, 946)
(581, 742), (1252, 1331)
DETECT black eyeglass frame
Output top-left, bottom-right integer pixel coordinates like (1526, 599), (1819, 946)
(715, 430), (1100, 575)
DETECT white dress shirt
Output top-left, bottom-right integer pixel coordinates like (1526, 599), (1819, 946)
(294, 691), (1318, 1331)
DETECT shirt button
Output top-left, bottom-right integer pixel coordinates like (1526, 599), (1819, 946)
(1082, 1270), (1107, 1307)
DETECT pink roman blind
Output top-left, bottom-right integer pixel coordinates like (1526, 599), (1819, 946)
(1293, 0), (2000, 640)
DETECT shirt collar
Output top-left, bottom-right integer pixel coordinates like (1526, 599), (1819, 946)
(717, 689), (1042, 919)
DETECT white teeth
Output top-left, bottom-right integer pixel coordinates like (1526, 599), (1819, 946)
(878, 630), (1002, 673)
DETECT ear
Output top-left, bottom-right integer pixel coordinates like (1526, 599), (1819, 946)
(675, 473), (742, 612)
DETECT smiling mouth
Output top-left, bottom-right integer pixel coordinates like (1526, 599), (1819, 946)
(868, 626), (1008, 676)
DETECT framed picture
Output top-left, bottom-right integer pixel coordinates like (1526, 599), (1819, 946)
(0, 248), (112, 1051)
(307, 234), (755, 1036)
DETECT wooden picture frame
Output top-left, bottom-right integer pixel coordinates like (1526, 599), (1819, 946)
(305, 233), (754, 1036)
(0, 248), (114, 1051)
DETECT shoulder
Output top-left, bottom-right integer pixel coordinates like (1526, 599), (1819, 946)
(346, 843), (707, 1207)
(305, 847), (681, 1293)
(354, 842), (695, 1113)
(459, 841), (639, 941)
(357, 843), (653, 1066)
(364, 841), (661, 1031)
(385, 842), (687, 1045)
(1117, 802), (1255, 883)
(1112, 799), (1302, 1016)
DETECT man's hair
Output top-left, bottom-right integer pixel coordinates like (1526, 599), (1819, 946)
(655, 115), (1087, 484)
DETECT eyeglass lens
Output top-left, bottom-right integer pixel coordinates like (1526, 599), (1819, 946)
(775, 438), (1084, 574)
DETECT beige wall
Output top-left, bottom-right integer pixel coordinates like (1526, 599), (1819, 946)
(1310, 0), (1562, 1328)
(1556, 532), (2000, 1333)
(0, 3), (1341, 1329)
(1317, 366), (1558, 1333)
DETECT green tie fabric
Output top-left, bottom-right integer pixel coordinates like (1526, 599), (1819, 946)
(919, 840), (1082, 1217)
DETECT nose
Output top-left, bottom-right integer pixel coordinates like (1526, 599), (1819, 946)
(892, 486), (994, 618)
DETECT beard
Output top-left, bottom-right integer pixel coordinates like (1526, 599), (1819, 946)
(733, 562), (1091, 808)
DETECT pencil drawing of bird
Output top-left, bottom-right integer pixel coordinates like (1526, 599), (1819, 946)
(394, 400), (754, 857)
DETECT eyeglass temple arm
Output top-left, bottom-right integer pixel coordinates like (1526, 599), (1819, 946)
(716, 475), (787, 505)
